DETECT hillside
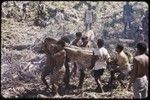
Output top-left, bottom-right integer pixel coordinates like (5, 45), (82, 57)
(1, 1), (148, 98)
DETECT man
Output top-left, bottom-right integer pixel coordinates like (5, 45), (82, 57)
(109, 44), (131, 88)
(85, 30), (96, 48)
(70, 32), (86, 88)
(55, 9), (65, 35)
(84, 4), (94, 31)
(38, 1), (46, 20)
(71, 32), (82, 46)
(123, 2), (133, 34)
(80, 35), (89, 47)
(22, 3), (28, 20)
(141, 10), (149, 42)
(127, 42), (148, 99)
(90, 39), (110, 92)
(41, 38), (66, 96)
(76, 35), (89, 88)
(6, 9), (13, 18)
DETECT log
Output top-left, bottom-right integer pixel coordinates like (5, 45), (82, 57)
(42, 37), (93, 69)
(65, 44), (93, 69)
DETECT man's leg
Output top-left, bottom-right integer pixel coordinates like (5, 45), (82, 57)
(85, 23), (88, 31)
(71, 62), (77, 77)
(78, 69), (85, 88)
(64, 56), (70, 89)
(117, 72), (126, 88)
(141, 78), (148, 98)
(41, 69), (50, 89)
(133, 80), (141, 99)
(123, 22), (127, 37)
(52, 83), (59, 96)
(89, 23), (92, 30)
(109, 69), (119, 84)
(94, 69), (104, 93)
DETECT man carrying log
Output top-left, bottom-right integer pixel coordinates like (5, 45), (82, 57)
(89, 39), (110, 93)
(108, 44), (131, 89)
(127, 42), (148, 99)
(70, 32), (87, 88)
(41, 38), (66, 96)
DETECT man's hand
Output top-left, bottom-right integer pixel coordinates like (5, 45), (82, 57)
(126, 82), (132, 91)
(89, 65), (94, 70)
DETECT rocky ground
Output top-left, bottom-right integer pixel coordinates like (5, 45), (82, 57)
(1, 1), (148, 99)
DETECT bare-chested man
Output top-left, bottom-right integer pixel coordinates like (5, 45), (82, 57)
(41, 38), (66, 96)
(127, 42), (148, 99)
(71, 32), (86, 88)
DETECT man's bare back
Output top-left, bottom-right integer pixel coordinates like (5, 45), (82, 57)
(134, 54), (149, 79)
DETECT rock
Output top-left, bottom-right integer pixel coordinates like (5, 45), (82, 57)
(37, 94), (49, 98)
(12, 44), (31, 50)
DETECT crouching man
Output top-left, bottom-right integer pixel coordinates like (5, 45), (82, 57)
(127, 42), (148, 99)
(41, 38), (66, 96)
(109, 44), (131, 89)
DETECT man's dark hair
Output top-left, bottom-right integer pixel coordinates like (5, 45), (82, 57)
(60, 9), (64, 13)
(60, 36), (70, 44)
(23, 3), (27, 7)
(136, 42), (147, 53)
(116, 44), (124, 51)
(44, 37), (56, 43)
(76, 32), (82, 37)
(57, 39), (66, 47)
(88, 4), (91, 9)
(97, 39), (104, 47)
(81, 36), (88, 41)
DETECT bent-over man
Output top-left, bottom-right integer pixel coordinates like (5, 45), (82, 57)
(109, 44), (131, 88)
(41, 38), (66, 96)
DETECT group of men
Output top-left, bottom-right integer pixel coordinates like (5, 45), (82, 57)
(40, 30), (149, 99)
(123, 2), (149, 42)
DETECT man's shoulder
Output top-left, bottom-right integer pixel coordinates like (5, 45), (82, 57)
(120, 51), (128, 58)
(101, 47), (108, 52)
(58, 49), (66, 55)
(134, 55), (142, 61)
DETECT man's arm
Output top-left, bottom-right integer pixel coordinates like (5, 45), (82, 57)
(72, 39), (79, 46)
(127, 58), (138, 90)
(53, 49), (66, 58)
(89, 51), (99, 69)
(84, 11), (86, 23)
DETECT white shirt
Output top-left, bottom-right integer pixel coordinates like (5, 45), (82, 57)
(85, 30), (96, 48)
(85, 9), (93, 23)
(55, 12), (64, 23)
(92, 47), (110, 70)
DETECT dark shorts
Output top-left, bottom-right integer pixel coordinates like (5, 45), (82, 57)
(94, 69), (104, 79)
(111, 69), (126, 81)
(117, 72), (126, 81)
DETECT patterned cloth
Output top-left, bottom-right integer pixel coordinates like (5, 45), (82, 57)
(133, 75), (148, 99)
(50, 65), (65, 84)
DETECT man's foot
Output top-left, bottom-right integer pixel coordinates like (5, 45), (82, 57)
(95, 87), (104, 93)
(44, 86), (51, 92)
(53, 93), (60, 98)
(78, 84), (82, 89)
